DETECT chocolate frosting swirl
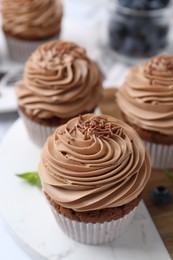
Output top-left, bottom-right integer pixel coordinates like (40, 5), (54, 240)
(16, 41), (103, 119)
(38, 114), (151, 212)
(117, 55), (173, 136)
(1, 0), (62, 40)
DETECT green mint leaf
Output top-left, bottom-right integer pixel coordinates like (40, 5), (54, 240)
(163, 170), (173, 182)
(16, 172), (42, 189)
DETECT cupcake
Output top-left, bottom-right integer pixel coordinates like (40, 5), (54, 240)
(38, 114), (151, 244)
(1, 0), (63, 62)
(116, 55), (173, 169)
(16, 41), (103, 147)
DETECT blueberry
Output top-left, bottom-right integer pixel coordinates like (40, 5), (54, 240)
(157, 25), (168, 38)
(140, 27), (151, 40)
(145, 23), (168, 51)
(164, 0), (170, 5)
(118, 0), (129, 7)
(118, 0), (170, 10)
(118, 0), (145, 9)
(120, 37), (145, 56)
(109, 34), (123, 52)
(131, 0), (148, 10)
(125, 17), (141, 33)
(148, 1), (164, 10)
(109, 20), (127, 50)
(151, 186), (172, 205)
(119, 37), (135, 54)
(109, 20), (127, 37)
(151, 0), (170, 9)
(130, 19), (148, 38)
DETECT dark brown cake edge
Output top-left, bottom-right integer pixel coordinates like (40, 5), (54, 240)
(45, 192), (143, 224)
(122, 113), (173, 145)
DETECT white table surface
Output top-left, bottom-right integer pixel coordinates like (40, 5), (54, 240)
(0, 0), (173, 259)
(0, 112), (31, 260)
(0, 216), (31, 260)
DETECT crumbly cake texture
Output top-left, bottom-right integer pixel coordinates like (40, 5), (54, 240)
(45, 192), (143, 224)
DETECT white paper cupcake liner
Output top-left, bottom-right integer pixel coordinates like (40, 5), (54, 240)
(20, 112), (57, 147)
(50, 206), (136, 245)
(19, 107), (100, 147)
(144, 141), (173, 169)
(4, 33), (60, 63)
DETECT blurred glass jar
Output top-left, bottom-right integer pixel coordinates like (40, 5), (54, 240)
(108, 0), (173, 60)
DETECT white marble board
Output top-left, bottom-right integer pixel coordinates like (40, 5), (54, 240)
(0, 119), (171, 260)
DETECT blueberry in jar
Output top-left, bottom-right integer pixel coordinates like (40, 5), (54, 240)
(118, 0), (170, 10)
(120, 37), (145, 56)
(109, 20), (127, 50)
(130, 0), (148, 10)
(148, 0), (170, 10)
(109, 20), (127, 37)
(118, 0), (129, 8)
(109, 0), (171, 58)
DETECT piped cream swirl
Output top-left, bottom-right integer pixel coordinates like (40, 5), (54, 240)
(1, 0), (62, 40)
(16, 41), (103, 119)
(38, 114), (151, 212)
(117, 55), (173, 136)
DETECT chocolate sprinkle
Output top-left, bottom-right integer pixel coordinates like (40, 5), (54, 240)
(78, 117), (125, 139)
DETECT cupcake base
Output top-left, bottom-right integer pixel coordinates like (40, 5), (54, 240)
(144, 141), (173, 169)
(122, 113), (173, 169)
(19, 107), (96, 147)
(44, 192), (142, 244)
(51, 206), (136, 245)
(4, 33), (60, 63)
(19, 111), (57, 147)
